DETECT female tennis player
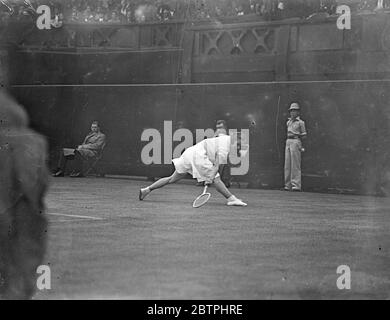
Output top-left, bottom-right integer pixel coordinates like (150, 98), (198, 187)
(139, 129), (247, 206)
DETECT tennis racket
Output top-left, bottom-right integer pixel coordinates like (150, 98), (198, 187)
(192, 184), (211, 208)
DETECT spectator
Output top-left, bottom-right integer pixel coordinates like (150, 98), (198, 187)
(70, 6), (80, 21)
(80, 5), (94, 22)
(94, 6), (106, 22)
(120, 0), (131, 17)
(1, 0), (388, 25)
(50, 6), (63, 27)
(156, 0), (173, 20)
(108, 10), (121, 22)
(53, 121), (106, 178)
(0, 91), (48, 299)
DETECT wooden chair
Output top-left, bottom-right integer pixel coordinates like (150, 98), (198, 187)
(84, 143), (106, 177)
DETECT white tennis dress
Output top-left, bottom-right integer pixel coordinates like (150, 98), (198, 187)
(172, 135), (231, 182)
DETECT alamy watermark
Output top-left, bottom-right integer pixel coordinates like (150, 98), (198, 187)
(336, 5), (351, 30)
(336, 265), (351, 290)
(36, 265), (51, 291)
(140, 121), (249, 176)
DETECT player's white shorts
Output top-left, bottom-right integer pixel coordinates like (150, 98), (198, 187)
(172, 145), (219, 182)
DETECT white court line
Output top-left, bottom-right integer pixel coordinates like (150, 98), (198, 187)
(11, 78), (390, 88)
(47, 213), (104, 221)
(51, 219), (93, 223)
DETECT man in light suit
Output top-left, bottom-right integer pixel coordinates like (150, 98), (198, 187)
(284, 102), (307, 191)
(53, 121), (106, 178)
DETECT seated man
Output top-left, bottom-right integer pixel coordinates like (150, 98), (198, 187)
(53, 121), (106, 177)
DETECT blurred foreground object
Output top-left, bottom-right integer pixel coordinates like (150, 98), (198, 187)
(0, 91), (48, 299)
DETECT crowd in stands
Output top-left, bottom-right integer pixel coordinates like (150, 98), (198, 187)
(1, 0), (390, 24)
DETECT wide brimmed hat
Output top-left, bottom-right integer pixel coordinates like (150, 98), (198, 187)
(288, 102), (300, 111)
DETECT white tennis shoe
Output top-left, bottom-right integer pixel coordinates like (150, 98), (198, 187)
(227, 197), (247, 206)
(139, 188), (151, 201)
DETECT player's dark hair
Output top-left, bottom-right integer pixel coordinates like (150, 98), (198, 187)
(216, 119), (228, 131)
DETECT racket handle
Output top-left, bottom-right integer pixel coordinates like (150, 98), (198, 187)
(203, 185), (209, 194)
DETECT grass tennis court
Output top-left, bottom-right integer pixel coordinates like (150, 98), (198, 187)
(35, 177), (390, 299)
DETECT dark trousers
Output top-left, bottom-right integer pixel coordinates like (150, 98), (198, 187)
(57, 149), (83, 173)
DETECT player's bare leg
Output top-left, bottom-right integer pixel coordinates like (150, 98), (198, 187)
(213, 176), (247, 206)
(139, 171), (186, 200)
(213, 176), (232, 198)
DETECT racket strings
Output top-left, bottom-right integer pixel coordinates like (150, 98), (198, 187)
(193, 193), (211, 208)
